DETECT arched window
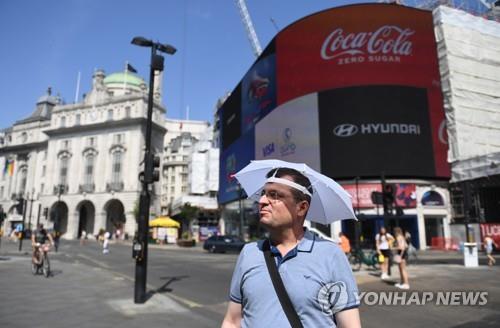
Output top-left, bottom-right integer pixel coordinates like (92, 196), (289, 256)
(59, 157), (69, 186)
(21, 132), (28, 143)
(421, 190), (444, 206)
(111, 151), (122, 184)
(84, 154), (95, 186)
(107, 109), (114, 121)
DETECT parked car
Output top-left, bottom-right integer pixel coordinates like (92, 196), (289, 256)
(203, 235), (245, 253)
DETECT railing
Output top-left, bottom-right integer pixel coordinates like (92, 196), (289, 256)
(106, 181), (124, 192)
(53, 184), (68, 195)
(78, 183), (95, 193)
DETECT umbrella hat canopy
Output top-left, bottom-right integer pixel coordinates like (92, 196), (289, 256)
(234, 159), (356, 224)
(149, 216), (180, 228)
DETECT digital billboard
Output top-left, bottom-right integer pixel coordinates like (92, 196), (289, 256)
(218, 131), (255, 204)
(218, 3), (450, 204)
(255, 93), (320, 170)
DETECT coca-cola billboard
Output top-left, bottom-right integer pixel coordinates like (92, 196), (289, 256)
(320, 25), (415, 61)
(276, 3), (449, 179)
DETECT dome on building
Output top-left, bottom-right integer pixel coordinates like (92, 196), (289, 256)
(103, 72), (145, 87)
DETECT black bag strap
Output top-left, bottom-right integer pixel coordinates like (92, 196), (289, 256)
(263, 239), (304, 328)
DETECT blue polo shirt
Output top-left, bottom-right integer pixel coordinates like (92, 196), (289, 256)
(229, 229), (359, 327)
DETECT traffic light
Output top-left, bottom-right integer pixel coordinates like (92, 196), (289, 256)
(152, 155), (160, 182)
(383, 184), (396, 215)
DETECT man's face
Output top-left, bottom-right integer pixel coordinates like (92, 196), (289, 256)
(258, 175), (308, 229)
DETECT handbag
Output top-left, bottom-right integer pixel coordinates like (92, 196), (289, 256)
(263, 239), (304, 328)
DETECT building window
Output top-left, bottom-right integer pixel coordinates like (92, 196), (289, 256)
(182, 176), (187, 183)
(84, 154), (95, 185)
(62, 140), (70, 149)
(181, 186), (187, 193)
(0, 186), (4, 199)
(171, 176), (175, 183)
(113, 134), (123, 145)
(42, 165), (46, 177)
(111, 152), (122, 183)
(75, 114), (81, 125)
(125, 106), (131, 118)
(59, 157), (69, 186)
(87, 137), (95, 147)
(107, 109), (114, 121)
(183, 156), (188, 161)
(170, 186), (174, 194)
(60, 116), (66, 127)
(40, 183), (44, 194)
(21, 132), (28, 143)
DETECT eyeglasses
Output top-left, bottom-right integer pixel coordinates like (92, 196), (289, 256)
(260, 189), (288, 202)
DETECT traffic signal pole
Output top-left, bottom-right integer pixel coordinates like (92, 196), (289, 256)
(134, 45), (157, 304)
(131, 37), (175, 304)
(18, 198), (27, 251)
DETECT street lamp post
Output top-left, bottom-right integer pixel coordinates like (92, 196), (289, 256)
(27, 191), (37, 231)
(131, 36), (176, 304)
(18, 194), (27, 251)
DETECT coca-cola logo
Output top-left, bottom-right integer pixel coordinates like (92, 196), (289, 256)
(320, 25), (415, 60)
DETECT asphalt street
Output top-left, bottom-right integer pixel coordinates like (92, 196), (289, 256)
(1, 238), (499, 327)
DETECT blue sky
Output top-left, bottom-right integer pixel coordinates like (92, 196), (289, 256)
(0, 0), (491, 129)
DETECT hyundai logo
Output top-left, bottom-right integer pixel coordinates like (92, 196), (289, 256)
(333, 124), (358, 137)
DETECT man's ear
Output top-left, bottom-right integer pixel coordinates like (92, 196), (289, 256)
(296, 200), (310, 217)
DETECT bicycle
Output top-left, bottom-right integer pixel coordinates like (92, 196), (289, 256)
(32, 243), (51, 278)
(348, 248), (380, 272)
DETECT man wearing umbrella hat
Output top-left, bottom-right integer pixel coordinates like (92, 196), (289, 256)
(222, 160), (361, 328)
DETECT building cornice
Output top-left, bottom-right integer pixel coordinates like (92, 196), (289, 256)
(43, 118), (166, 137)
(0, 141), (48, 155)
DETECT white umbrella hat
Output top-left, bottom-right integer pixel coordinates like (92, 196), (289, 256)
(234, 159), (357, 224)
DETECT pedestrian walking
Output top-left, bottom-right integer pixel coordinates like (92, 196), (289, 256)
(376, 226), (394, 280)
(393, 227), (410, 290)
(80, 230), (87, 246)
(102, 231), (110, 254)
(222, 162), (360, 328)
(484, 235), (497, 266)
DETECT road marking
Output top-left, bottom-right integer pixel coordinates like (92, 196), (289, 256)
(75, 253), (203, 309)
(76, 253), (111, 269)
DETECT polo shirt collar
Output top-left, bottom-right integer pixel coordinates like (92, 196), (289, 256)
(297, 228), (315, 253)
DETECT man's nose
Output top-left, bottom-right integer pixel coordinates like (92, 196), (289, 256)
(259, 193), (270, 205)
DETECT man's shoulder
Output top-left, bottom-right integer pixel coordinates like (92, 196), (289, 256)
(312, 237), (345, 257)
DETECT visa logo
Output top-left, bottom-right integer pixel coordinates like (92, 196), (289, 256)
(262, 143), (275, 157)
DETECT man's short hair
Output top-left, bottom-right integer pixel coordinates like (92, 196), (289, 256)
(266, 167), (313, 204)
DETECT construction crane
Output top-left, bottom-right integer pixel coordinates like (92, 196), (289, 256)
(235, 0), (262, 58)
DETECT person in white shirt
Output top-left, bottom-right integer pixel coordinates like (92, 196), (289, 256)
(375, 226), (394, 280)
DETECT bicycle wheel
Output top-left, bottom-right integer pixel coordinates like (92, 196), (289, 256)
(31, 261), (39, 275)
(42, 254), (50, 278)
(349, 254), (362, 272)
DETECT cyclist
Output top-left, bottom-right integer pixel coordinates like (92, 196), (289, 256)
(31, 224), (54, 264)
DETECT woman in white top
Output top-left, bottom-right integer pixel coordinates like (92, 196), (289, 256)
(376, 227), (394, 280)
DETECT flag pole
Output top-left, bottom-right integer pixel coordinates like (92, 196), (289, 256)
(123, 61), (128, 93)
(74, 71), (81, 103)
